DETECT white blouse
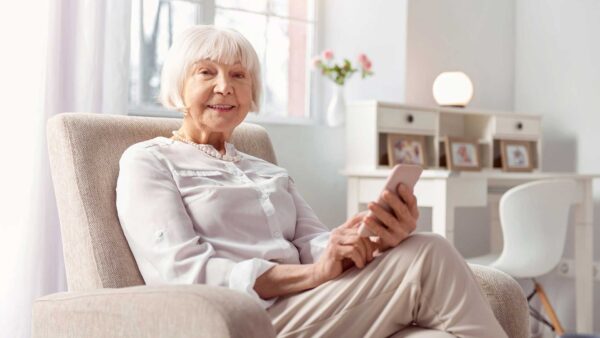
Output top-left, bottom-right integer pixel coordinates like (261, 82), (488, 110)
(115, 137), (330, 308)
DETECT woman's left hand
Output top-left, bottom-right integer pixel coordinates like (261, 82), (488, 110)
(362, 183), (419, 252)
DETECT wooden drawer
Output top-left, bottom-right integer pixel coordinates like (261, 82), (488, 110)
(494, 116), (540, 138)
(377, 108), (437, 134)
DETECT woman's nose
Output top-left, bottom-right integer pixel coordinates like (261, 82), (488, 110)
(214, 74), (233, 95)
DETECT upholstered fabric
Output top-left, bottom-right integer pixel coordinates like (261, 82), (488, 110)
(36, 113), (529, 338)
(32, 285), (277, 338)
(46, 113), (277, 291)
(469, 264), (530, 338)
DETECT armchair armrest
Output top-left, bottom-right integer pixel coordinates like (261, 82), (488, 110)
(32, 284), (276, 338)
(470, 264), (530, 338)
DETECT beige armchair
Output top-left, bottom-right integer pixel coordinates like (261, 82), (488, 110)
(33, 113), (529, 337)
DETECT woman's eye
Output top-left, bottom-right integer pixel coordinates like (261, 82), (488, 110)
(197, 69), (212, 75)
(233, 73), (246, 79)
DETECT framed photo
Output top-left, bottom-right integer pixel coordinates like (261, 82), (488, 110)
(444, 137), (481, 171)
(500, 140), (533, 172)
(387, 134), (427, 167)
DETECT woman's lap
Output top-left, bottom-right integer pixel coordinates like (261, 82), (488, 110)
(266, 232), (507, 338)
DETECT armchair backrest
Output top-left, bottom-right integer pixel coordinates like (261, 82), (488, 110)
(46, 113), (277, 291)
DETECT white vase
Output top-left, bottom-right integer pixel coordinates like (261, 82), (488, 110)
(326, 84), (346, 127)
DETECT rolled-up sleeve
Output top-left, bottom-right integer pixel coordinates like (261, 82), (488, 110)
(116, 146), (276, 308)
(288, 178), (331, 264)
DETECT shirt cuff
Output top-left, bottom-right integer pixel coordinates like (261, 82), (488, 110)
(303, 232), (330, 264)
(228, 258), (278, 309)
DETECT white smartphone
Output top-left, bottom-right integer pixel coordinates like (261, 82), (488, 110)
(358, 164), (423, 237)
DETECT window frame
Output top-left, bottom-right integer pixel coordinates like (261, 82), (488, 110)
(127, 0), (319, 125)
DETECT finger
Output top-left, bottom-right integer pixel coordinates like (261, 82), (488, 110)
(337, 231), (361, 245)
(347, 249), (366, 268)
(363, 216), (396, 247)
(333, 243), (355, 260)
(368, 201), (412, 240)
(361, 238), (374, 262)
(368, 236), (385, 257)
(397, 184), (419, 219)
(370, 197), (415, 243)
(336, 228), (370, 264)
(343, 211), (369, 229)
(335, 243), (365, 267)
(353, 238), (368, 263)
(368, 202), (401, 232)
(382, 190), (411, 222)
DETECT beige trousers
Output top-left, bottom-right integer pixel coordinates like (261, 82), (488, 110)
(267, 233), (507, 338)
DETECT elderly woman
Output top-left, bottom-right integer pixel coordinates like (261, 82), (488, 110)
(116, 25), (506, 338)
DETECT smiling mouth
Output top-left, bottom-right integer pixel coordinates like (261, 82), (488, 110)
(207, 104), (235, 112)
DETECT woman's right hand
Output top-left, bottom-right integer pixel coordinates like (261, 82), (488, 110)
(312, 212), (376, 285)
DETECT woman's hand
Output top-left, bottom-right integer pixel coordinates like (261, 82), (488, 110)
(363, 183), (419, 252)
(312, 212), (377, 285)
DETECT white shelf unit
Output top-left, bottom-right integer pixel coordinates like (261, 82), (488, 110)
(345, 101), (543, 171)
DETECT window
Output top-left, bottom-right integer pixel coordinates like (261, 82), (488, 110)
(129, 0), (316, 122)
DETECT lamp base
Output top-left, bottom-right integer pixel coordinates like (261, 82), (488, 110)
(439, 104), (467, 108)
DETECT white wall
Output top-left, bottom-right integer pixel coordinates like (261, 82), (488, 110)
(261, 0), (409, 227)
(320, 0), (409, 106)
(514, 0), (600, 334)
(405, 0), (515, 111)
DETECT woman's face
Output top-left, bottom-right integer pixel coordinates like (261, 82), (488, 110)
(182, 59), (253, 136)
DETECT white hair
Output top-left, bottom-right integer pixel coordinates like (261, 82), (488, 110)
(159, 25), (262, 112)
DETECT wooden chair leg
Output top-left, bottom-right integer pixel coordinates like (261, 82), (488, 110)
(534, 280), (565, 336)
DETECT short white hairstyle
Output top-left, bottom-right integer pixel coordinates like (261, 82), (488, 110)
(159, 25), (262, 112)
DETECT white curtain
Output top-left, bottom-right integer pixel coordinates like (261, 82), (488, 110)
(0, 0), (131, 337)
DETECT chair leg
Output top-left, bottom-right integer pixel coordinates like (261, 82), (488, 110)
(533, 280), (565, 336)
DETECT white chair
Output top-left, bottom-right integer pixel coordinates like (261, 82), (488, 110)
(468, 179), (577, 336)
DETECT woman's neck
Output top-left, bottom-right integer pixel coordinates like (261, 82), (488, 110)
(174, 126), (230, 154)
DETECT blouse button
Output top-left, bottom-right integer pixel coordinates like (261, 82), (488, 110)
(154, 230), (165, 242)
(273, 231), (282, 238)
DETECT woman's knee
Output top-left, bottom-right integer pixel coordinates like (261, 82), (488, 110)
(381, 233), (453, 262)
(399, 233), (461, 263)
(405, 232), (452, 250)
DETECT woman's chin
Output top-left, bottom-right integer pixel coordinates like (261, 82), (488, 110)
(198, 116), (243, 132)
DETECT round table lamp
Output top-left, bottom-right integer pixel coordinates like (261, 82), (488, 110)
(432, 72), (474, 107)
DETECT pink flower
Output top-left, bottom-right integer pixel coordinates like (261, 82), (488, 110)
(311, 56), (322, 69)
(358, 53), (372, 70)
(322, 49), (334, 60)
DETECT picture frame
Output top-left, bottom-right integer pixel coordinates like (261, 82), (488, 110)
(500, 140), (533, 172)
(387, 134), (427, 167)
(444, 136), (481, 171)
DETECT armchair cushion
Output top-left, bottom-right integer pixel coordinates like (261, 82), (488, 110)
(32, 284), (276, 338)
(470, 264), (529, 338)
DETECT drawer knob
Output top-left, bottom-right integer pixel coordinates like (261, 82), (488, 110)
(516, 122), (523, 130)
(406, 114), (414, 123)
